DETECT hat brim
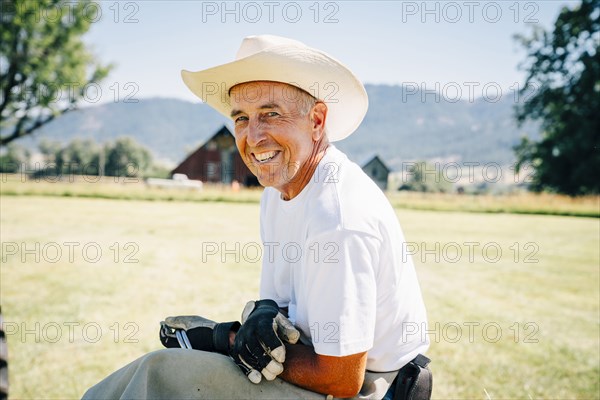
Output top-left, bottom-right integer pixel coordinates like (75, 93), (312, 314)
(181, 45), (368, 142)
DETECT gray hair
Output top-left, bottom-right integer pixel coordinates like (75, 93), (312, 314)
(288, 85), (328, 139)
(287, 85), (318, 116)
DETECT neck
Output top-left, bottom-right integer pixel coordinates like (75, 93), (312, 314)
(280, 138), (329, 200)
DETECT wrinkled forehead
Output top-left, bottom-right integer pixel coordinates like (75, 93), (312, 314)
(229, 81), (312, 108)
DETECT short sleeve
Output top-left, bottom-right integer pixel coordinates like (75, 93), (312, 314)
(295, 229), (380, 357)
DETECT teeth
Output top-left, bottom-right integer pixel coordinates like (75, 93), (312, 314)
(254, 151), (277, 162)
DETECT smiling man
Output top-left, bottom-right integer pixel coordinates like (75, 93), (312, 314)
(83, 35), (431, 400)
(229, 81), (328, 200)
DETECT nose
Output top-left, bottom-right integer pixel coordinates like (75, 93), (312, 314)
(246, 118), (267, 147)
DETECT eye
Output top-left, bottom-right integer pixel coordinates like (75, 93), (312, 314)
(266, 111), (279, 117)
(234, 115), (248, 124)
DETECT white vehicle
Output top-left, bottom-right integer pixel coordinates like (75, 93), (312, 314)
(146, 173), (203, 190)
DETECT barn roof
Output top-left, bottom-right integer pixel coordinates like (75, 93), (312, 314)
(172, 125), (234, 172)
(361, 154), (391, 173)
(200, 125), (233, 145)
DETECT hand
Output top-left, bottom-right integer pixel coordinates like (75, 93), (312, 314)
(230, 299), (300, 384)
(160, 315), (240, 355)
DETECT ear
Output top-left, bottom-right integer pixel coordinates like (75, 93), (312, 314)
(310, 102), (328, 141)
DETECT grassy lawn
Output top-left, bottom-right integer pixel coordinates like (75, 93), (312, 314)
(1, 174), (598, 217)
(1, 195), (598, 399)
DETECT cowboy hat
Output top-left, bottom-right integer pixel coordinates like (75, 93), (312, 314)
(181, 34), (368, 142)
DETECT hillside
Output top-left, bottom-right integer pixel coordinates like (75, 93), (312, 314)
(22, 84), (540, 169)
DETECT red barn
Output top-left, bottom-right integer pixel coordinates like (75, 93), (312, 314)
(171, 126), (259, 186)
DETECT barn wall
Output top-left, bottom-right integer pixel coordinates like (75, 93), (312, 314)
(171, 127), (259, 186)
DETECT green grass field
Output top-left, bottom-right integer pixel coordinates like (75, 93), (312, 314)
(1, 174), (599, 218)
(1, 195), (599, 399)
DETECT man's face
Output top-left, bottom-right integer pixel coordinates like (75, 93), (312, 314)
(230, 81), (320, 195)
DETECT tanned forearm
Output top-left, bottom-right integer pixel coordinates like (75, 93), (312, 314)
(227, 314), (366, 398)
(279, 343), (367, 398)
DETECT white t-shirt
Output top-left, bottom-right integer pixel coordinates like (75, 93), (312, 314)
(259, 146), (429, 372)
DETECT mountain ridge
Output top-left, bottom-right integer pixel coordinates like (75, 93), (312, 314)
(21, 84), (540, 169)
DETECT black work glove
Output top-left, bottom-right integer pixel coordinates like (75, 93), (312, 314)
(230, 299), (300, 384)
(159, 315), (240, 355)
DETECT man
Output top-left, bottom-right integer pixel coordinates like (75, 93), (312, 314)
(83, 35), (430, 400)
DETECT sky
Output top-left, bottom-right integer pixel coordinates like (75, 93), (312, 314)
(81, 0), (576, 104)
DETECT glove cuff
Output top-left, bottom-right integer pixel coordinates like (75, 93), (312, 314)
(213, 321), (241, 355)
(255, 299), (279, 309)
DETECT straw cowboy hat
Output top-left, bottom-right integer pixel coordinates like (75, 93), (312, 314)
(181, 34), (368, 142)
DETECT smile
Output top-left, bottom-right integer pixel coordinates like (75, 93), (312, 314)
(252, 150), (280, 163)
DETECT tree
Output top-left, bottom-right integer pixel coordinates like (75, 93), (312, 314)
(398, 161), (454, 193)
(33, 137), (154, 178)
(514, 0), (600, 195)
(0, 142), (29, 172)
(0, 0), (112, 146)
(55, 137), (100, 175)
(104, 137), (152, 177)
(38, 138), (61, 162)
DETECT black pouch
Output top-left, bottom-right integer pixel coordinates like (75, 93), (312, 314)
(392, 354), (432, 400)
